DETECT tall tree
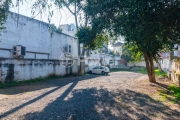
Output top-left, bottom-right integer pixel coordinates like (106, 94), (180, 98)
(83, 0), (180, 82)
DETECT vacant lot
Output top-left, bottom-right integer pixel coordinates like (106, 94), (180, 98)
(0, 72), (179, 120)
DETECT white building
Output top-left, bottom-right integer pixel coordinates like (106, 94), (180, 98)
(112, 42), (123, 55)
(0, 12), (79, 83)
(59, 24), (76, 37)
(84, 45), (114, 72)
(60, 24), (115, 71)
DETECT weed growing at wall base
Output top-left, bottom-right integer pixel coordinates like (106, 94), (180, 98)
(0, 75), (63, 89)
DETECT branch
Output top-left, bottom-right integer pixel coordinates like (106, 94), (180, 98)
(63, 1), (75, 15)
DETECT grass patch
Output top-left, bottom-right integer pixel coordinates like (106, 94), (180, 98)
(158, 84), (180, 103)
(110, 68), (130, 72)
(139, 68), (167, 77)
(168, 84), (180, 102)
(154, 69), (167, 77)
(139, 68), (147, 74)
(0, 75), (63, 89)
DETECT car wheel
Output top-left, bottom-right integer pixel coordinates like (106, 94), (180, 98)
(101, 71), (105, 75)
(89, 71), (92, 74)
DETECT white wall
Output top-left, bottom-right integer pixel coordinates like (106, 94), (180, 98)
(85, 50), (101, 72)
(0, 12), (79, 82)
(101, 53), (113, 66)
(159, 57), (172, 72)
(113, 46), (122, 55)
(84, 51), (113, 72)
(0, 12), (78, 60)
(0, 59), (78, 83)
(59, 24), (76, 37)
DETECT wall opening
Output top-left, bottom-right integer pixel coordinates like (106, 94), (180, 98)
(5, 64), (14, 83)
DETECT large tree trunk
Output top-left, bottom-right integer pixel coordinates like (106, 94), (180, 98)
(100, 57), (104, 66)
(64, 1), (88, 75)
(73, 1), (82, 75)
(144, 52), (156, 82)
(79, 11), (89, 75)
(80, 57), (85, 75)
(155, 57), (163, 72)
(80, 48), (86, 75)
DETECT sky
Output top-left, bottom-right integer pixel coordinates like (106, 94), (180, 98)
(10, 0), (75, 27)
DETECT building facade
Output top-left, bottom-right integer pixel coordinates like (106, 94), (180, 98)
(60, 24), (117, 71)
(112, 42), (123, 56)
(0, 12), (78, 83)
(59, 24), (76, 37)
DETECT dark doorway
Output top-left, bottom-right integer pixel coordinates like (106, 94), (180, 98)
(5, 64), (14, 83)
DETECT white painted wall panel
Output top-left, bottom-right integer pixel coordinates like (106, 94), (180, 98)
(0, 12), (79, 83)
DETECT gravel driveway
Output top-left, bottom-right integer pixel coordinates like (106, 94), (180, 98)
(0, 72), (179, 120)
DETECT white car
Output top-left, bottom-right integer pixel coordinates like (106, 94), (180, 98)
(89, 66), (110, 75)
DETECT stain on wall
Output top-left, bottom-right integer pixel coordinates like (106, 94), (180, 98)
(5, 64), (14, 83)
(0, 59), (78, 83)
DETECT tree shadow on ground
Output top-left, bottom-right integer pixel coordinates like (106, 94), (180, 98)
(156, 82), (180, 104)
(0, 74), (101, 95)
(21, 88), (180, 120)
(0, 74), (100, 119)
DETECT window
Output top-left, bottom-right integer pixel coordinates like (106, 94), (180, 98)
(99, 67), (103, 69)
(165, 53), (169, 57)
(64, 46), (68, 52)
(93, 67), (98, 69)
(69, 45), (71, 53)
(174, 50), (178, 56)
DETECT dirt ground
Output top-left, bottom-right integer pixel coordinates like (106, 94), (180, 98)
(0, 72), (179, 120)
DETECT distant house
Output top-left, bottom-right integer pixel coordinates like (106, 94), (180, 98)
(111, 42), (123, 67)
(60, 24), (115, 71)
(59, 24), (77, 37)
(112, 42), (123, 56)
(84, 44), (114, 72)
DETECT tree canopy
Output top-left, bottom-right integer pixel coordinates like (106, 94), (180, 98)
(82, 0), (180, 82)
(49, 24), (62, 33)
(76, 26), (108, 51)
(121, 43), (143, 63)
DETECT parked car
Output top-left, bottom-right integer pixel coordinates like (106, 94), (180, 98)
(89, 66), (110, 75)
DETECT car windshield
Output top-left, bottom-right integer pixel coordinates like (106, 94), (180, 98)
(99, 67), (104, 69)
(93, 67), (98, 69)
(93, 66), (101, 69)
